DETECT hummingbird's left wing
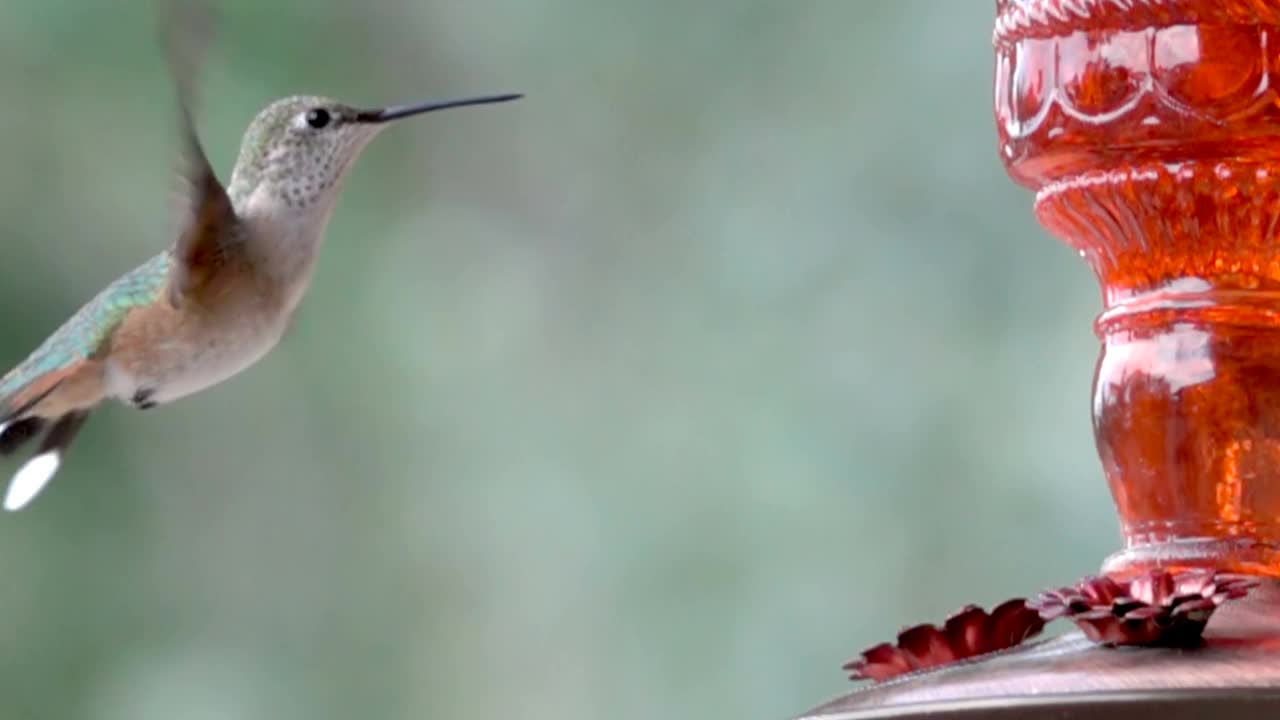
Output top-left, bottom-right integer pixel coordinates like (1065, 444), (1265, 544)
(158, 0), (239, 309)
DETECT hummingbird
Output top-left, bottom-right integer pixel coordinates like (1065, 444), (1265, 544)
(0, 11), (521, 512)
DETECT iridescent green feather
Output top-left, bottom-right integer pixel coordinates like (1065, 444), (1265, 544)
(0, 252), (172, 402)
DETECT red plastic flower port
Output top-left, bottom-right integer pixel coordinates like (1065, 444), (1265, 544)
(1030, 569), (1258, 648)
(844, 599), (1045, 682)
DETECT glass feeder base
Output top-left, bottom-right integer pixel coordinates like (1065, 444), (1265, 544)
(800, 581), (1280, 720)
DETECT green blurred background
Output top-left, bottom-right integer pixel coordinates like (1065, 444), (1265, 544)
(0, 2), (1118, 718)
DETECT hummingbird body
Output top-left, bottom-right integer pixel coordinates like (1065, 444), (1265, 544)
(0, 89), (520, 511)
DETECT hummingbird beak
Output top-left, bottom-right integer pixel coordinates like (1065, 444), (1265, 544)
(354, 93), (523, 123)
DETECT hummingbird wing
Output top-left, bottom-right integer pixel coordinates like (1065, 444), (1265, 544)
(166, 105), (238, 309)
(159, 0), (239, 309)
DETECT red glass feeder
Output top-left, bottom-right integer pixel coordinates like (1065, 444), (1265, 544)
(801, 2), (1280, 717)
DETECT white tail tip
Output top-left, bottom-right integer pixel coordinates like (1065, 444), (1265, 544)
(4, 452), (61, 511)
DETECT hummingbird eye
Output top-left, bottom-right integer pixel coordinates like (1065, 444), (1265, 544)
(305, 108), (331, 129)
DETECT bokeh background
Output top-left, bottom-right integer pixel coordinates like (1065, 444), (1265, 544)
(0, 2), (1118, 719)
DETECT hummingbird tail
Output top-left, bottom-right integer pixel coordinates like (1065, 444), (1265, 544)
(0, 375), (65, 461)
(0, 361), (101, 507)
(1, 411), (92, 512)
(0, 416), (47, 456)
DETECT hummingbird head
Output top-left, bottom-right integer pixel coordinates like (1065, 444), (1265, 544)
(227, 92), (522, 214)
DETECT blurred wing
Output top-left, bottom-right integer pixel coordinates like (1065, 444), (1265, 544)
(158, 0), (238, 308)
(167, 105), (237, 308)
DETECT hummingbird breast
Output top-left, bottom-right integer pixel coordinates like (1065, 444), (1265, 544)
(99, 196), (326, 408)
(102, 254), (295, 407)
